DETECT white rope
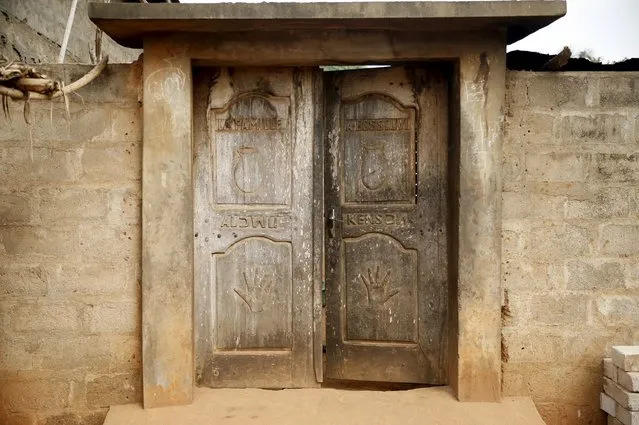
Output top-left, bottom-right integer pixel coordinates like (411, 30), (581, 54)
(58, 0), (79, 63)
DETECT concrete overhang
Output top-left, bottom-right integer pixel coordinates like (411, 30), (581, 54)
(89, 1), (566, 49)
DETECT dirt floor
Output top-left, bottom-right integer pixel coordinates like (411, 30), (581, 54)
(104, 386), (546, 425)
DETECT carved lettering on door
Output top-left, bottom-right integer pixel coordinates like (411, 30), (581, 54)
(342, 94), (416, 204)
(344, 233), (418, 343)
(343, 212), (409, 227)
(219, 214), (283, 229)
(212, 94), (291, 206)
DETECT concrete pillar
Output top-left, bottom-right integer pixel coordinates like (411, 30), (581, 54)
(142, 39), (194, 408)
(453, 40), (506, 402)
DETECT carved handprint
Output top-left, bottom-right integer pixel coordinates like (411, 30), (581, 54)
(359, 265), (400, 306)
(234, 268), (275, 313)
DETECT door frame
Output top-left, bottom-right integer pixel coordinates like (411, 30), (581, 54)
(140, 29), (506, 407)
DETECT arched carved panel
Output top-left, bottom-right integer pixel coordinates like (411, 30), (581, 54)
(213, 237), (292, 350)
(342, 94), (416, 204)
(344, 233), (418, 343)
(212, 94), (291, 206)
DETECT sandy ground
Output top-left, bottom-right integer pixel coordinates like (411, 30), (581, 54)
(104, 386), (546, 425)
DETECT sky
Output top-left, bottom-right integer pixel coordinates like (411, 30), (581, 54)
(180, 0), (639, 63)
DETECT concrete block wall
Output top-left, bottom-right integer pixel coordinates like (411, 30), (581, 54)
(502, 71), (639, 425)
(0, 63), (143, 425)
(0, 63), (637, 425)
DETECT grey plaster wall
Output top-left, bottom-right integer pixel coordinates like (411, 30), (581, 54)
(1, 0), (140, 64)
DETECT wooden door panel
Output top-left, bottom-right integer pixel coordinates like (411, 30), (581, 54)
(344, 233), (418, 343)
(194, 67), (319, 388)
(214, 237), (292, 350)
(213, 94), (291, 205)
(342, 94), (416, 204)
(325, 66), (448, 384)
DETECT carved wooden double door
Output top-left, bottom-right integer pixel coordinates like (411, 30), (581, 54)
(194, 66), (448, 388)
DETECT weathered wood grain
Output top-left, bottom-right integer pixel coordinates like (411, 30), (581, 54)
(324, 66), (449, 384)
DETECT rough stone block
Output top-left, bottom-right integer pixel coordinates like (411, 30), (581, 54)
(0, 102), (140, 146)
(529, 224), (595, 260)
(559, 114), (632, 145)
(604, 377), (639, 410)
(511, 293), (589, 327)
(534, 402), (561, 425)
(108, 334), (142, 373)
(507, 363), (600, 404)
(0, 190), (33, 224)
(0, 147), (81, 186)
(0, 265), (48, 298)
(566, 260), (625, 291)
(501, 330), (563, 363)
(613, 347), (639, 372)
(602, 392), (617, 416)
(595, 297), (639, 327)
(51, 263), (139, 298)
(1, 380), (70, 410)
(505, 110), (558, 145)
(84, 302), (139, 334)
(502, 191), (564, 219)
(74, 225), (140, 263)
(97, 107), (142, 143)
(526, 75), (589, 108)
(600, 225), (639, 257)
(81, 146), (141, 183)
(538, 403), (602, 425)
(0, 226), (76, 257)
(86, 372), (141, 408)
(37, 188), (110, 222)
(63, 63), (142, 104)
(2, 412), (35, 425)
(591, 153), (639, 183)
(525, 152), (589, 182)
(106, 187), (142, 225)
(560, 330), (630, 365)
(501, 221), (526, 261)
(565, 188), (630, 219)
(501, 371), (526, 396)
(617, 404), (639, 425)
(605, 358), (619, 382)
(600, 76), (639, 108)
(39, 410), (108, 425)
(501, 149), (524, 184)
(0, 104), (103, 143)
(501, 260), (554, 292)
(611, 415), (626, 425)
(11, 302), (79, 332)
(505, 73), (528, 107)
(36, 335), (115, 371)
(0, 334), (36, 371)
(618, 369), (639, 393)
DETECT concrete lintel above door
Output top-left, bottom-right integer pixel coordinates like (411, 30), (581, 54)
(90, 1), (565, 48)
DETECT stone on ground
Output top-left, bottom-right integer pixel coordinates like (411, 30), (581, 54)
(613, 347), (639, 372)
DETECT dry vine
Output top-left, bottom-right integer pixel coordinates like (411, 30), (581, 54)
(0, 55), (109, 123)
